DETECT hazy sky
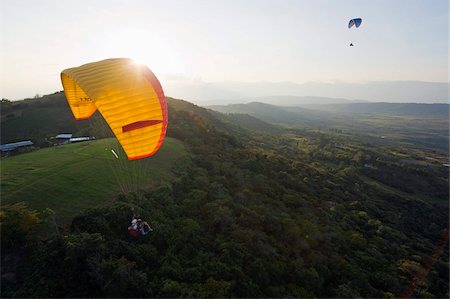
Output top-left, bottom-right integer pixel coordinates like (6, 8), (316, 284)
(1, 0), (448, 100)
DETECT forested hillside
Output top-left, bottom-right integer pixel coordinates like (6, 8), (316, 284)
(209, 102), (449, 152)
(1, 95), (448, 298)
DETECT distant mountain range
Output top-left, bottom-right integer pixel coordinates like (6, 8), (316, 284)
(207, 102), (327, 127)
(208, 101), (449, 119)
(245, 96), (368, 106)
(164, 80), (449, 105)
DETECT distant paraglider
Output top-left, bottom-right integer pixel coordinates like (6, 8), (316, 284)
(348, 18), (362, 46)
(60, 58), (168, 160)
(348, 18), (362, 29)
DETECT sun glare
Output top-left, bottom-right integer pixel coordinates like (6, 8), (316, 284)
(100, 29), (181, 76)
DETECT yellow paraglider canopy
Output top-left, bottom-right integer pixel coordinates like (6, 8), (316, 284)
(61, 58), (167, 160)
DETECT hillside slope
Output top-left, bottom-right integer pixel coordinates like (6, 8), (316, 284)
(1, 137), (188, 225)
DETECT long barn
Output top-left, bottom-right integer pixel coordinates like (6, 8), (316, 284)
(0, 140), (34, 152)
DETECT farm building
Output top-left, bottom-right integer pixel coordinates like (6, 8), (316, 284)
(55, 133), (73, 139)
(52, 134), (95, 145)
(0, 140), (34, 153)
(69, 136), (96, 143)
(55, 133), (73, 145)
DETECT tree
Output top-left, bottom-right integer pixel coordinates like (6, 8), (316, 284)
(0, 202), (40, 249)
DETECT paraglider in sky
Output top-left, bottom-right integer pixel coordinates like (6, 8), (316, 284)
(348, 18), (362, 29)
(61, 58), (168, 160)
(348, 18), (362, 46)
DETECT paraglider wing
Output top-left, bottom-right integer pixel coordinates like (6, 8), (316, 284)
(348, 18), (362, 29)
(61, 58), (168, 160)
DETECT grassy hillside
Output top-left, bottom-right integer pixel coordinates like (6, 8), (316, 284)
(1, 137), (188, 225)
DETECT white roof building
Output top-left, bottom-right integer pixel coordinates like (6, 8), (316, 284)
(0, 140), (34, 152)
(55, 134), (73, 139)
(69, 137), (95, 143)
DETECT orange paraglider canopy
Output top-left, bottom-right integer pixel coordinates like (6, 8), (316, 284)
(61, 58), (167, 160)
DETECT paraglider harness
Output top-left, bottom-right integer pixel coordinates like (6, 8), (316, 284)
(128, 217), (153, 237)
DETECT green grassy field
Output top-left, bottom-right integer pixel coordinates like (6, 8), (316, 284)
(1, 137), (188, 224)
